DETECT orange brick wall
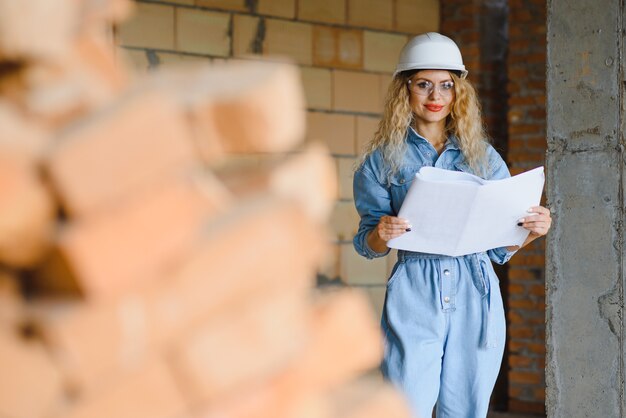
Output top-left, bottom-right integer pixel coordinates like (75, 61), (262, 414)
(505, 0), (547, 413)
(116, 0), (440, 319)
(441, 0), (547, 414)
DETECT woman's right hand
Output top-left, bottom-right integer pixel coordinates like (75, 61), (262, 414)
(366, 216), (412, 254)
(375, 215), (412, 242)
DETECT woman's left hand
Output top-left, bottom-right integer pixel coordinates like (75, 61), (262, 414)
(518, 206), (552, 239)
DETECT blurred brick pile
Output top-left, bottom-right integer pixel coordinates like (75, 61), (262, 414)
(0, 1), (411, 417)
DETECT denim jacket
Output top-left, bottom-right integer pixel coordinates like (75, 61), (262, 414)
(353, 127), (516, 264)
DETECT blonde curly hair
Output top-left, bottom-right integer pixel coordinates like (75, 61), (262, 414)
(358, 71), (489, 179)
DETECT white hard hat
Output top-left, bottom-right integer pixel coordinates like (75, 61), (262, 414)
(395, 32), (468, 79)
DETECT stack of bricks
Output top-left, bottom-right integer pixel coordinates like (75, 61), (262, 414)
(0, 1), (412, 417)
(506, 0), (547, 413)
(115, 0), (440, 321)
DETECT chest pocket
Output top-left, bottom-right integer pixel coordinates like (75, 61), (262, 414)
(389, 166), (420, 214)
(453, 160), (473, 174)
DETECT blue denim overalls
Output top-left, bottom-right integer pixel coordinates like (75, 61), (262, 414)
(353, 128), (516, 418)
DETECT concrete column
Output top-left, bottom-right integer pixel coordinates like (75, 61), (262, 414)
(546, 0), (625, 416)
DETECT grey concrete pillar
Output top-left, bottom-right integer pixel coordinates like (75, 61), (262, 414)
(546, 0), (625, 416)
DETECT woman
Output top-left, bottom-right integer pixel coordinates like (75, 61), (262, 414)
(352, 32), (551, 418)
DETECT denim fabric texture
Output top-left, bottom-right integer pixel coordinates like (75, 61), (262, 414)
(352, 127), (516, 418)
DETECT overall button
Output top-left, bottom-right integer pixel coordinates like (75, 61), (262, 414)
(399, 178), (405, 184)
(443, 269), (451, 276)
(443, 296), (450, 303)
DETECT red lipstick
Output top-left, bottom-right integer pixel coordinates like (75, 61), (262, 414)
(425, 104), (444, 112)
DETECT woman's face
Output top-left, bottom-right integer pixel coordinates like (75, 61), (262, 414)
(407, 70), (455, 126)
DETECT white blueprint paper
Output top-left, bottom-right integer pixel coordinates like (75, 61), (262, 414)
(386, 166), (545, 256)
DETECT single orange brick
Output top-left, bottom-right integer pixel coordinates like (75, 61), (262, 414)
(508, 283), (525, 294)
(58, 172), (222, 300)
(171, 288), (309, 403)
(509, 325), (534, 339)
(46, 89), (197, 216)
(509, 354), (534, 368)
(152, 61), (305, 156)
(213, 60), (305, 152)
(509, 370), (541, 385)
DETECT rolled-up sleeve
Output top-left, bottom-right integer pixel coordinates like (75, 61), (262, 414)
(353, 165), (392, 259)
(486, 152), (518, 264)
(487, 245), (516, 265)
